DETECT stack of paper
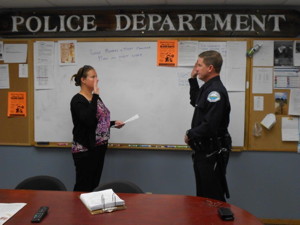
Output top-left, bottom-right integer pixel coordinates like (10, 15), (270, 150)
(80, 189), (126, 214)
(0, 203), (27, 225)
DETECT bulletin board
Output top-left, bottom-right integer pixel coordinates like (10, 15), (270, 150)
(1, 38), (299, 152)
(247, 39), (299, 152)
(31, 38), (248, 150)
(0, 40), (33, 146)
(0, 38), (264, 151)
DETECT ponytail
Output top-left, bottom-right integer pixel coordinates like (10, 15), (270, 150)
(71, 65), (94, 86)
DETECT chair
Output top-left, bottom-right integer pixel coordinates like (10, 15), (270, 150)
(93, 180), (144, 193)
(15, 175), (67, 191)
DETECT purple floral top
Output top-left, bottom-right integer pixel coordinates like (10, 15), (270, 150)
(72, 99), (110, 153)
(95, 99), (111, 145)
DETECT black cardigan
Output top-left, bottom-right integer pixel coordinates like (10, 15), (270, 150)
(70, 93), (115, 150)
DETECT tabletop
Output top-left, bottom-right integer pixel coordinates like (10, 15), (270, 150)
(0, 189), (263, 225)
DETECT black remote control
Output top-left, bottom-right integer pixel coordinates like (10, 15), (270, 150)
(31, 206), (49, 223)
(218, 207), (234, 221)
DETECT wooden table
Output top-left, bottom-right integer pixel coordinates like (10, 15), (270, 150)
(0, 189), (263, 225)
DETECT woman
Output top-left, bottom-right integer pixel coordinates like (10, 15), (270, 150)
(70, 65), (124, 192)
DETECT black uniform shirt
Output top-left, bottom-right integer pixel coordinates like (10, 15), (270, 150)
(188, 76), (231, 140)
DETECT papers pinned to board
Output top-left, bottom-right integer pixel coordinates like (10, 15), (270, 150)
(80, 189), (126, 215)
(281, 117), (299, 141)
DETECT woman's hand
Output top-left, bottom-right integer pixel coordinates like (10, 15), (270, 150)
(114, 120), (125, 129)
(93, 77), (100, 95)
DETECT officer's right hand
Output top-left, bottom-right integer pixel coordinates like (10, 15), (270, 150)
(191, 62), (198, 78)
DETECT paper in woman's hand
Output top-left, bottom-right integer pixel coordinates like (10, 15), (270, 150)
(124, 114), (139, 124)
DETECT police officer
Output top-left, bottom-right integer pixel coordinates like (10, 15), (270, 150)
(184, 50), (232, 202)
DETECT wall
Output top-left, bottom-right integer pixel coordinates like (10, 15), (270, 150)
(0, 145), (299, 220)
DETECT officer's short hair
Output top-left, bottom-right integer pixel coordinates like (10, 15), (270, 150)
(199, 50), (223, 73)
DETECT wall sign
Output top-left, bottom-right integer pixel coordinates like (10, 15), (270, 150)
(0, 8), (300, 38)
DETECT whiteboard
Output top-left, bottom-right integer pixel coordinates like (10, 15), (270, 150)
(34, 41), (245, 147)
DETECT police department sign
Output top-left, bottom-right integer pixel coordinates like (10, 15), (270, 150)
(0, 8), (299, 38)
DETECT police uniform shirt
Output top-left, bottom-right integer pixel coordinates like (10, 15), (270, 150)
(187, 76), (230, 140)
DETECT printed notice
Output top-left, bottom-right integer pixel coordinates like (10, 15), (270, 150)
(253, 40), (274, 66)
(7, 92), (27, 117)
(252, 67), (273, 94)
(19, 64), (28, 78)
(58, 40), (77, 65)
(254, 96), (264, 111)
(0, 64), (9, 89)
(282, 117), (299, 141)
(34, 41), (55, 89)
(157, 40), (178, 66)
(178, 41), (198, 66)
(288, 88), (300, 115)
(3, 44), (27, 63)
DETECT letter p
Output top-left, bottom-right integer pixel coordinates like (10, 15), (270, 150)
(12, 16), (25, 32)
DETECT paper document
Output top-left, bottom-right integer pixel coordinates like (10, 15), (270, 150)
(288, 89), (300, 115)
(0, 203), (27, 225)
(0, 64), (9, 89)
(253, 40), (274, 66)
(3, 44), (27, 63)
(254, 96), (264, 111)
(282, 117), (299, 141)
(252, 67), (273, 94)
(226, 41), (247, 91)
(178, 41), (198, 66)
(34, 41), (55, 90)
(124, 114), (139, 124)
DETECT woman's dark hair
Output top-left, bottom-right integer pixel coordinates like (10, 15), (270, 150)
(71, 65), (94, 86)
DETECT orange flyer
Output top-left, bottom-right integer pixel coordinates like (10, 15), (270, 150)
(157, 40), (178, 66)
(7, 92), (27, 117)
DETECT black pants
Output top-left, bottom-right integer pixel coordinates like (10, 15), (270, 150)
(72, 145), (107, 192)
(192, 150), (230, 202)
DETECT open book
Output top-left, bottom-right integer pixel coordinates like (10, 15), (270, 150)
(80, 189), (126, 214)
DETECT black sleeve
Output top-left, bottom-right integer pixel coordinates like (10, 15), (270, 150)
(189, 78), (200, 107)
(71, 94), (98, 129)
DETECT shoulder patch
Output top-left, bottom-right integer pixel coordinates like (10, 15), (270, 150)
(207, 91), (221, 102)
